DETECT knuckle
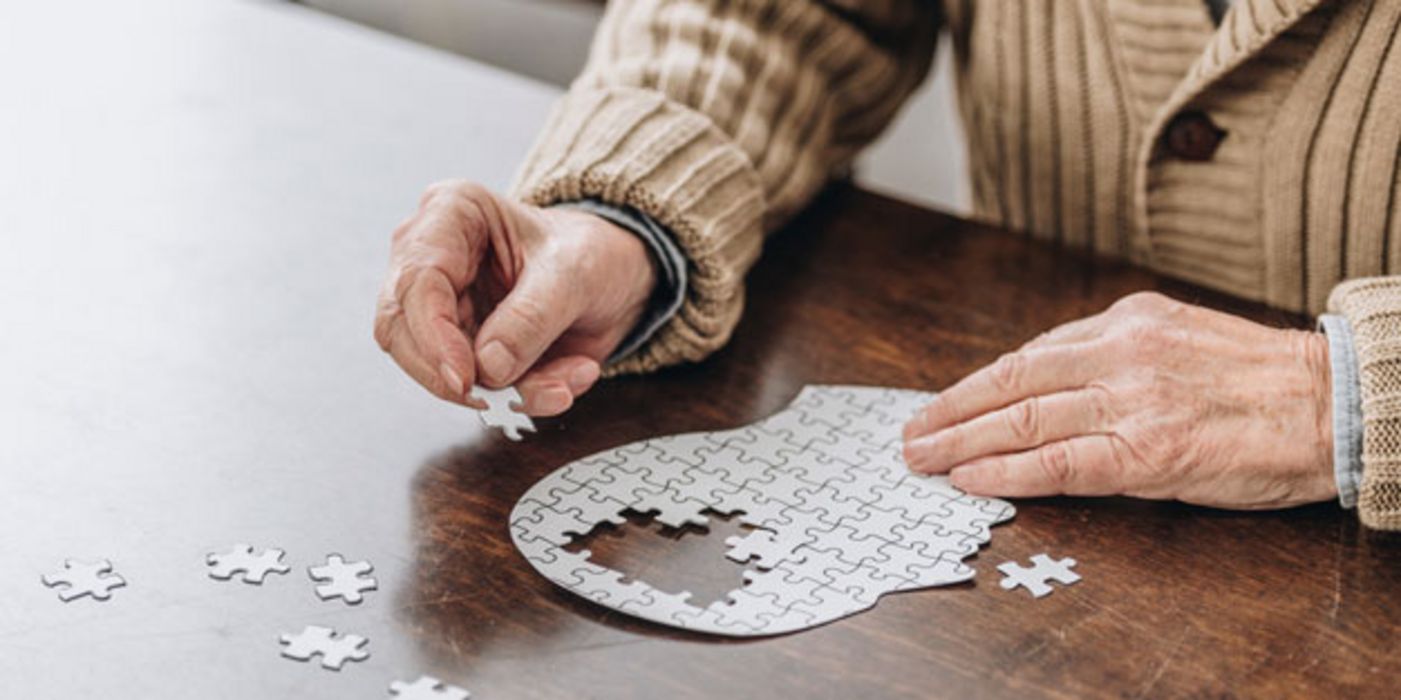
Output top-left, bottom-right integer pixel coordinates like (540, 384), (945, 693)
(940, 424), (967, 455)
(1113, 319), (1170, 359)
(1126, 425), (1189, 485)
(390, 215), (415, 244)
(372, 319), (394, 352)
(988, 352), (1026, 393)
(1037, 441), (1076, 486)
(424, 181), (494, 224)
(1106, 433), (1137, 469)
(1158, 422), (1195, 469)
(372, 298), (402, 352)
(393, 264), (425, 302)
(372, 318), (393, 352)
(1005, 398), (1041, 443)
(1028, 330), (1056, 347)
(919, 400), (952, 431)
(1112, 291), (1171, 316)
(1084, 383), (1117, 426)
(423, 178), (474, 203)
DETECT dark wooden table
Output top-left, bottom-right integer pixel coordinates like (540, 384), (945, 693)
(3, 2), (1398, 698)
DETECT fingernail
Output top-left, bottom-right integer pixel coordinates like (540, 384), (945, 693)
(568, 363), (599, 393)
(901, 442), (924, 473)
(439, 362), (465, 399)
(537, 385), (573, 414)
(949, 466), (974, 490)
(478, 341), (514, 384)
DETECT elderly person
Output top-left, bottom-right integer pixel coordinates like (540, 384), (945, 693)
(375, 0), (1401, 529)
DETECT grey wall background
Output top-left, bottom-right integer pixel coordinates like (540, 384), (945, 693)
(301, 0), (970, 214)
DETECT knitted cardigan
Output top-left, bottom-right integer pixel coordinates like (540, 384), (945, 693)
(510, 0), (1401, 528)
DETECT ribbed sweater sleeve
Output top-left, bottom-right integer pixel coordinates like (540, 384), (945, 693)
(1328, 277), (1401, 530)
(509, 0), (940, 374)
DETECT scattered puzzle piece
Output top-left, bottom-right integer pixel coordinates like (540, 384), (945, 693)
(472, 385), (535, 441)
(41, 559), (126, 602)
(997, 553), (1080, 598)
(207, 544), (291, 584)
(390, 675), (471, 699)
(509, 385), (1016, 637)
(308, 554), (378, 605)
(279, 625), (369, 670)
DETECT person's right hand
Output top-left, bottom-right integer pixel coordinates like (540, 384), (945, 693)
(374, 180), (659, 416)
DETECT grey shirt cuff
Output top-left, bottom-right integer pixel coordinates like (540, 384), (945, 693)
(1319, 314), (1363, 509)
(551, 199), (688, 365)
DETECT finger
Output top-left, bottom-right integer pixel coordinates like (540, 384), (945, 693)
(948, 434), (1126, 498)
(474, 265), (580, 388)
(904, 388), (1110, 475)
(379, 314), (481, 407)
(402, 267), (477, 401)
(515, 355), (602, 417)
(396, 185), (491, 290)
(903, 341), (1105, 441)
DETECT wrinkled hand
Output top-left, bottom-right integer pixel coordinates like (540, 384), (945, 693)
(374, 180), (656, 416)
(902, 292), (1337, 509)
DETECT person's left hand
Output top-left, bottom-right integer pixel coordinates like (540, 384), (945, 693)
(901, 292), (1338, 509)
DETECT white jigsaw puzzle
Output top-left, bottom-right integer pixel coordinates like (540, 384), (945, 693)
(390, 675), (471, 700)
(509, 385), (1016, 636)
(279, 625), (369, 670)
(41, 559), (127, 602)
(998, 554), (1080, 598)
(308, 554), (378, 605)
(472, 386), (535, 441)
(206, 544), (291, 584)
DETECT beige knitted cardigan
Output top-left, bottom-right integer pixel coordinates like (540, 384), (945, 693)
(510, 0), (1401, 528)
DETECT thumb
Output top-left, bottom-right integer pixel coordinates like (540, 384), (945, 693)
(475, 265), (579, 387)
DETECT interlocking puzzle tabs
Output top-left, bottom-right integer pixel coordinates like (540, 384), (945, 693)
(510, 385), (1016, 636)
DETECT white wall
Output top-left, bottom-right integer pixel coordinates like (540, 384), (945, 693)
(300, 0), (969, 214)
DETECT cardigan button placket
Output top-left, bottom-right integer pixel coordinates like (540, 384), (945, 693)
(1164, 111), (1226, 161)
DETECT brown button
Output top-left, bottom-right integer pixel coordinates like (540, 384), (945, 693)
(1164, 111), (1226, 161)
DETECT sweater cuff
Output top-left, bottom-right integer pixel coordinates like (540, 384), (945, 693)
(1318, 314), (1363, 508)
(1328, 277), (1401, 530)
(510, 87), (767, 375)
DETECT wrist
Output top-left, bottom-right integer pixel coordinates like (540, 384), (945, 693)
(595, 214), (659, 313)
(541, 198), (690, 366)
(540, 205), (658, 327)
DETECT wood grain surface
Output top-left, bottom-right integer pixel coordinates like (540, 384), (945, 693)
(405, 185), (1401, 699)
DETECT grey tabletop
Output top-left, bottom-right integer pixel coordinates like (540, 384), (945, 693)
(0, 1), (559, 696)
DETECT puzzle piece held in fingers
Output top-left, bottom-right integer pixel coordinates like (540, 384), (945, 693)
(472, 386), (535, 441)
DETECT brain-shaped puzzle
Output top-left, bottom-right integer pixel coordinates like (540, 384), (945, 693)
(510, 385), (1015, 636)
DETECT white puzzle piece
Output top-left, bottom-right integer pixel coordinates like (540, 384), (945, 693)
(509, 385), (1016, 636)
(472, 386), (535, 441)
(41, 559), (126, 602)
(279, 625), (369, 670)
(998, 554), (1080, 598)
(308, 554), (378, 605)
(390, 675), (472, 699)
(206, 544), (290, 584)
